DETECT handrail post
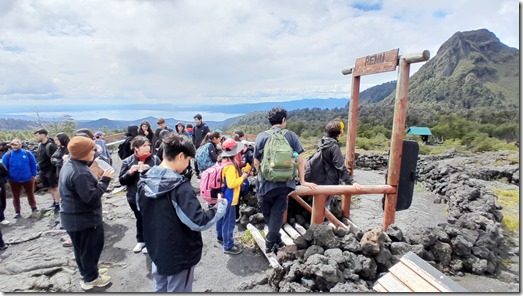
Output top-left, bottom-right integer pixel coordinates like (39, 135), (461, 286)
(383, 57), (410, 231)
(311, 195), (326, 225)
(383, 51), (429, 231)
(343, 73), (360, 219)
(341, 194), (351, 219)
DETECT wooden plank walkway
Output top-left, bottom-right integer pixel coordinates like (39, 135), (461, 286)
(373, 251), (468, 292)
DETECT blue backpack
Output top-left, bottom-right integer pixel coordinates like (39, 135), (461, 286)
(195, 143), (215, 172)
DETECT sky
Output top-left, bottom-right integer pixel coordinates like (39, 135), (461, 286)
(0, 0), (519, 121)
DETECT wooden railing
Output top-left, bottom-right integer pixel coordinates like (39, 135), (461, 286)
(284, 185), (396, 230)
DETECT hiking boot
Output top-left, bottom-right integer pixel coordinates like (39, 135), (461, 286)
(133, 242), (145, 253)
(224, 245), (242, 255)
(14, 212), (21, 219)
(142, 247), (148, 254)
(80, 274), (112, 290)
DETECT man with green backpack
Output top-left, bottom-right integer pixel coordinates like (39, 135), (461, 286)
(254, 106), (317, 254)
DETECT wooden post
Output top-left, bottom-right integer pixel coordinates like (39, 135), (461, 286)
(341, 194), (352, 219)
(383, 57), (410, 231)
(311, 194), (326, 225)
(343, 74), (360, 219)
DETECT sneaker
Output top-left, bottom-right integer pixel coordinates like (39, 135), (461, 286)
(49, 202), (57, 209)
(0, 220), (11, 225)
(265, 244), (275, 254)
(276, 241), (286, 249)
(98, 268), (108, 275)
(32, 208), (38, 212)
(133, 242), (145, 253)
(80, 274), (112, 290)
(142, 247), (148, 254)
(224, 245), (242, 255)
(62, 239), (73, 247)
(217, 237), (223, 244)
(14, 213), (21, 219)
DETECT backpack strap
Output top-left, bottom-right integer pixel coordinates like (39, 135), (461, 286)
(44, 140), (55, 158)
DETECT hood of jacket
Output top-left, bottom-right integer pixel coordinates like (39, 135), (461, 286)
(139, 165), (186, 199)
(318, 136), (339, 150)
(176, 121), (186, 133)
(126, 125), (139, 137)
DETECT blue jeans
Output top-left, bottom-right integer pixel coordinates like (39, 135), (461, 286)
(260, 187), (292, 247)
(216, 204), (236, 250)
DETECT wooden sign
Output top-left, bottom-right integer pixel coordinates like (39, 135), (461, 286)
(352, 48), (399, 76)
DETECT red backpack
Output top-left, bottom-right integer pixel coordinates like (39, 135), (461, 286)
(199, 161), (232, 204)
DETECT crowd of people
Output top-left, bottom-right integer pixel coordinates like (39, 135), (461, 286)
(0, 107), (361, 292)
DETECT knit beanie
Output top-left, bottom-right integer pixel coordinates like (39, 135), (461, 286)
(68, 136), (95, 160)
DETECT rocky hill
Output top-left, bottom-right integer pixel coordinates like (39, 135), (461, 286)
(230, 29), (519, 134)
(359, 29), (519, 127)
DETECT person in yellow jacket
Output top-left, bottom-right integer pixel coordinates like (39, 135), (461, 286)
(216, 139), (249, 255)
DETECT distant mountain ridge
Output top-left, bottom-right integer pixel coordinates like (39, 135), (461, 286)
(0, 98), (346, 131)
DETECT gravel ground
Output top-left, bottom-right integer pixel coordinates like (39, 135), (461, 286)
(0, 153), (518, 292)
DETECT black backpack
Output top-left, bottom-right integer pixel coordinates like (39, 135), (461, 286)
(118, 137), (133, 160)
(304, 148), (328, 184)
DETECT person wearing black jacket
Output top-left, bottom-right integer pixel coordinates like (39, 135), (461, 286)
(0, 165), (6, 249)
(118, 125), (139, 160)
(34, 128), (59, 210)
(192, 114), (210, 177)
(51, 133), (70, 179)
(119, 136), (160, 254)
(138, 134), (226, 292)
(138, 120), (154, 143)
(304, 120), (362, 209)
(0, 161), (8, 225)
(59, 136), (113, 290)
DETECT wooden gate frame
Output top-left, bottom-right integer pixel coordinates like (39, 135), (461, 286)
(288, 49), (430, 231)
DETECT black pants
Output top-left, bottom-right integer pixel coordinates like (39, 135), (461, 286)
(128, 202), (144, 243)
(0, 181), (6, 221)
(0, 228), (4, 248)
(260, 187), (292, 246)
(68, 224), (105, 283)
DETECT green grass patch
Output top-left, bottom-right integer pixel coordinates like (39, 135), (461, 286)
(240, 229), (255, 245)
(493, 188), (520, 234)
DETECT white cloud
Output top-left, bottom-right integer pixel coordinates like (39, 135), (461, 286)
(0, 0), (519, 120)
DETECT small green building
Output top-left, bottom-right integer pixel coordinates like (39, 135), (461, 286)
(406, 126), (432, 143)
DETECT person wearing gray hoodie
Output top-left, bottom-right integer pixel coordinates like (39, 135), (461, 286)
(137, 134), (227, 292)
(174, 121), (189, 137)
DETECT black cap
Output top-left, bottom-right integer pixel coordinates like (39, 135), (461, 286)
(34, 128), (48, 135)
(193, 114), (202, 120)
